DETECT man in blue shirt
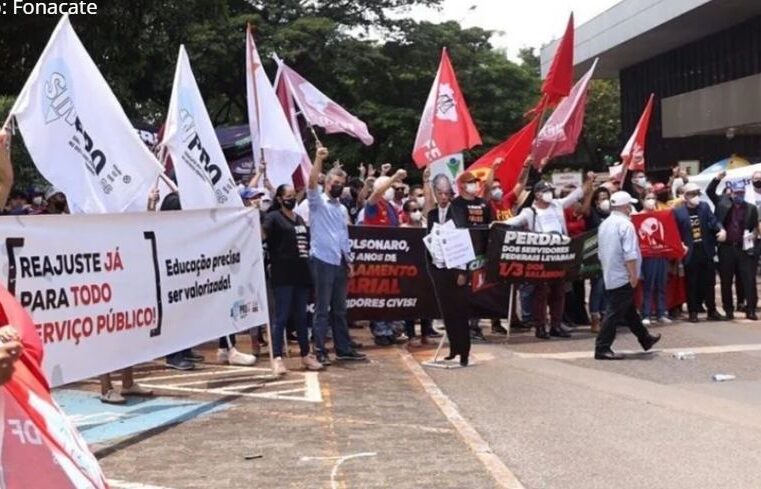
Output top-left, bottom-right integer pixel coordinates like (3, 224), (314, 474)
(308, 146), (366, 366)
(596, 191), (661, 360)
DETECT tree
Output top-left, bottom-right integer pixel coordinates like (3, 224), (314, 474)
(517, 47), (540, 77)
(584, 79), (621, 168)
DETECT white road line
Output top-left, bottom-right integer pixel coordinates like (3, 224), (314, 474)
(301, 452), (377, 489)
(160, 374), (272, 387)
(107, 479), (177, 489)
(304, 372), (323, 403)
(514, 343), (761, 360)
(133, 366), (261, 382)
(398, 349), (525, 489)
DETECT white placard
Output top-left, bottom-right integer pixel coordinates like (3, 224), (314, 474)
(439, 228), (476, 269)
(0, 208), (268, 387)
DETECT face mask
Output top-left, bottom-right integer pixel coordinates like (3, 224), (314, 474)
(329, 184), (344, 199)
(733, 194), (745, 205)
(383, 188), (395, 202)
(491, 188), (504, 201)
(598, 199), (611, 213)
(464, 183), (478, 195)
(541, 192), (554, 204)
(416, 196), (425, 208)
(633, 177), (647, 187)
(410, 210), (422, 222)
(643, 198), (656, 210)
(688, 196), (701, 207)
(394, 189), (405, 200)
(282, 199), (296, 210)
(753, 181), (761, 189)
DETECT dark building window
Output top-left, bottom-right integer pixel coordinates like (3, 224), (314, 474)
(620, 14), (761, 171)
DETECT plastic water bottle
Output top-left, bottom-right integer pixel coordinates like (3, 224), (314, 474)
(673, 352), (695, 360)
(712, 374), (736, 382)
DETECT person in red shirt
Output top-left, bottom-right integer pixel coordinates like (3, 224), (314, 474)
(483, 155), (533, 222)
(363, 169), (407, 227)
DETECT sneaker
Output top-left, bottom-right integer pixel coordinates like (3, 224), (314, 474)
(470, 331), (488, 343)
(335, 350), (367, 361)
(491, 321), (508, 335)
(657, 316), (672, 324)
(301, 354), (324, 371)
(228, 347), (257, 366)
(272, 357), (287, 376)
(184, 349), (205, 362)
(217, 348), (230, 363)
(121, 383), (153, 397)
(316, 353), (332, 366)
(350, 340), (364, 349)
(166, 358), (195, 371)
(100, 389), (126, 405)
(374, 336), (393, 347)
(397, 333), (410, 342)
(642, 318), (651, 326)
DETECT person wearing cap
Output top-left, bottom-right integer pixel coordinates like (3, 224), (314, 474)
(502, 173), (594, 339)
(706, 174), (759, 320)
(453, 170), (493, 342)
(596, 190), (662, 360)
(673, 183), (726, 322)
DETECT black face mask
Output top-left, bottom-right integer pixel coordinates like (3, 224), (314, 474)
(394, 190), (405, 199)
(329, 184), (344, 199)
(350, 188), (359, 200)
(753, 181), (761, 189)
(282, 199), (296, 210)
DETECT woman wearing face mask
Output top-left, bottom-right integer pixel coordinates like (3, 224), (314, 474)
(263, 184), (324, 375)
(639, 192), (672, 326)
(584, 187), (612, 332)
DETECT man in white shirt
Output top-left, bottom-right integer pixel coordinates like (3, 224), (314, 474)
(596, 191), (661, 360)
(502, 176), (592, 339)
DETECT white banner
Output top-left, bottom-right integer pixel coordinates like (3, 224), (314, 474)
(0, 208), (268, 387)
(9, 15), (162, 214)
(689, 162), (761, 207)
(162, 45), (242, 209)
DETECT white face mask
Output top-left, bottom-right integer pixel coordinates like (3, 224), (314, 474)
(598, 199), (611, 213)
(644, 198), (656, 210)
(688, 196), (701, 207)
(540, 192), (554, 204)
(633, 177), (647, 187)
(416, 196), (425, 208)
(491, 188), (504, 201)
(464, 182), (478, 195)
(383, 188), (395, 202)
(410, 210), (422, 222)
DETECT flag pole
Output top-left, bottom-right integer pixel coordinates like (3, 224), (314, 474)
(247, 23), (265, 182)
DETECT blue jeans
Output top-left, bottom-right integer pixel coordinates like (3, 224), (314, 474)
(309, 257), (352, 355)
(641, 257), (667, 318)
(272, 285), (310, 358)
(520, 284), (535, 322)
(589, 277), (607, 315)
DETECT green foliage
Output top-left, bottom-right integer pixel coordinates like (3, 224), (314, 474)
(584, 79), (622, 167)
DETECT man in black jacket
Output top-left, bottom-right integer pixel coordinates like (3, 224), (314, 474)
(707, 175), (759, 320)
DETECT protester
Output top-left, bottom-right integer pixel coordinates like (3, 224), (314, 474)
(673, 183), (725, 322)
(44, 186), (69, 214)
(639, 191), (671, 325)
(6, 190), (31, 215)
(427, 174), (471, 367)
(0, 326), (22, 386)
(263, 184), (323, 375)
(707, 175), (758, 320)
(595, 191), (661, 360)
(624, 170), (648, 210)
(308, 146), (366, 365)
(562, 184), (592, 327)
(484, 156), (532, 221)
(586, 187), (612, 332)
(453, 171), (492, 342)
(503, 174), (593, 339)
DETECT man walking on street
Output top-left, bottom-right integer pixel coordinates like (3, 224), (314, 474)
(308, 146), (367, 366)
(595, 191), (661, 360)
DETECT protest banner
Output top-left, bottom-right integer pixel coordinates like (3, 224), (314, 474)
(631, 210), (685, 259)
(486, 226), (587, 284)
(578, 231), (602, 279)
(0, 208), (268, 387)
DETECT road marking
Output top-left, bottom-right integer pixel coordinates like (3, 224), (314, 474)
(513, 343), (761, 360)
(107, 479), (177, 489)
(398, 349), (525, 489)
(301, 452), (378, 489)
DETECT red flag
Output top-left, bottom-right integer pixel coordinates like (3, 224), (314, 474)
(412, 48), (482, 168)
(621, 93), (655, 172)
(0, 286), (108, 489)
(532, 59), (597, 167)
(542, 14), (575, 107)
(468, 116), (540, 190)
(273, 61), (312, 189)
(632, 210), (685, 259)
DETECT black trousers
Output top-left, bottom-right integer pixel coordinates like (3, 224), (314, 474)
(684, 246), (717, 314)
(429, 266), (471, 359)
(595, 284), (651, 353)
(717, 244), (757, 314)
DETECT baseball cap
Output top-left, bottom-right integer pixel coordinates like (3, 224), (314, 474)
(533, 180), (554, 194)
(682, 183), (700, 194)
(458, 171), (480, 184)
(240, 187), (265, 200)
(610, 191), (637, 207)
(727, 180), (746, 192)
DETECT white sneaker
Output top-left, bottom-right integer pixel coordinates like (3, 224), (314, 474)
(228, 347), (257, 366)
(301, 354), (324, 371)
(658, 316), (672, 324)
(642, 318), (651, 326)
(272, 357), (287, 376)
(217, 348), (229, 363)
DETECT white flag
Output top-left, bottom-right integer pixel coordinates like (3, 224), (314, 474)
(245, 25), (303, 188)
(9, 15), (162, 214)
(161, 45), (242, 209)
